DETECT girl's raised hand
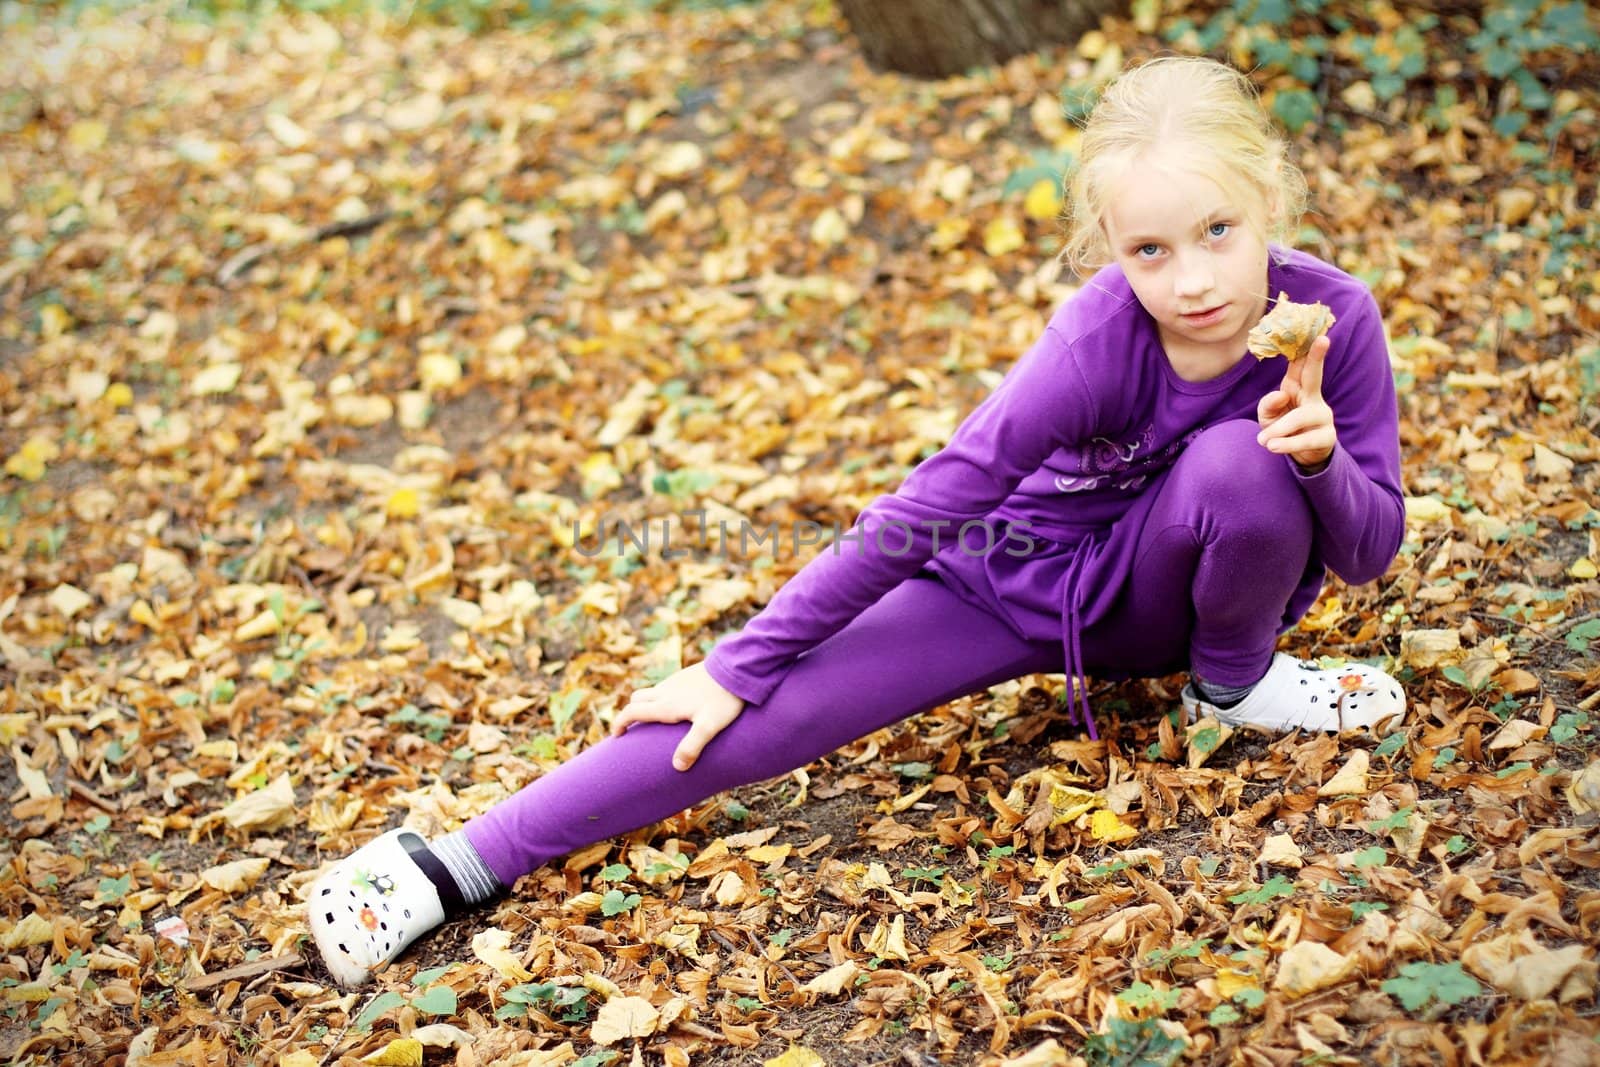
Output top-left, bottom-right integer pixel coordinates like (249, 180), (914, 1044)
(611, 660), (745, 772)
(1256, 333), (1335, 472)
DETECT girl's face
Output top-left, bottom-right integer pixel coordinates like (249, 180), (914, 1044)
(1101, 155), (1273, 369)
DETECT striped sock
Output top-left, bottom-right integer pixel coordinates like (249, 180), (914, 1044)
(1194, 675), (1256, 710)
(429, 831), (506, 908)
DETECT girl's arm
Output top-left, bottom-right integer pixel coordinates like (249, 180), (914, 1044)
(704, 327), (1094, 706)
(1282, 288), (1405, 584)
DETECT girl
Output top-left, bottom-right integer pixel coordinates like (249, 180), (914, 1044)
(309, 55), (1406, 987)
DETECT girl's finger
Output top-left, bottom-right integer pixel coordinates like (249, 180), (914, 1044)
(611, 702), (681, 735)
(1261, 426), (1335, 456)
(672, 720), (719, 772)
(1298, 335), (1330, 400)
(1259, 414), (1330, 451)
(1257, 391), (1290, 424)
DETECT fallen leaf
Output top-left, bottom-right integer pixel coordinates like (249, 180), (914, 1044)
(0, 913), (55, 950)
(591, 995), (661, 1045)
(220, 773), (296, 831)
(802, 960), (860, 997)
(1274, 941), (1358, 998)
(362, 1037), (423, 1066)
(1317, 750), (1370, 796)
(471, 927), (533, 982)
(982, 215), (1025, 257)
(199, 857), (271, 894)
(1400, 629), (1461, 670)
(1089, 808), (1138, 843)
(862, 914), (912, 962)
(48, 584), (93, 619)
(764, 1047), (826, 1067)
(1567, 761), (1600, 817)
(1259, 833), (1304, 868)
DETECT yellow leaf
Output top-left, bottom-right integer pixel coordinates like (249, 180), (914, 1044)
(471, 927), (532, 982)
(591, 995), (661, 1045)
(810, 207), (850, 246)
(105, 382), (134, 408)
(40, 303), (73, 339)
(386, 489), (421, 519)
(234, 608), (281, 642)
(0, 714), (31, 745)
(199, 857), (271, 894)
(578, 581), (620, 615)
(190, 362), (242, 396)
(1089, 808), (1138, 843)
(765, 1047), (826, 1067)
(0, 913), (55, 950)
(1570, 557), (1597, 580)
(1023, 179), (1062, 221)
(996, 1039), (1070, 1066)
(68, 369), (108, 404)
(47, 584), (93, 619)
(1316, 750), (1370, 797)
(362, 1037), (423, 1066)
(279, 1052), (320, 1067)
(745, 844), (792, 865)
(1399, 628), (1461, 670)
(68, 119), (108, 150)
(1214, 966), (1260, 1000)
(418, 353), (461, 392)
(982, 215), (1025, 257)
(1567, 761), (1600, 817)
(220, 773), (297, 831)
(1299, 595), (1344, 632)
(1403, 495), (1454, 523)
(861, 914), (912, 962)
(650, 141), (704, 179)
(410, 1023), (472, 1049)
(927, 217), (971, 252)
(801, 960), (860, 997)
(880, 781), (931, 814)
(1258, 833), (1303, 868)
(5, 435), (59, 481)
(332, 394), (394, 428)
(264, 112), (309, 150)
(1048, 783), (1101, 827)
(1273, 941), (1357, 998)
(580, 453), (622, 499)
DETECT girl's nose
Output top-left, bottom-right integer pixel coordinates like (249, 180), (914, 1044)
(1174, 250), (1215, 298)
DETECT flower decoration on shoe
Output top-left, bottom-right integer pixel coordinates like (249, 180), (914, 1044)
(307, 828), (447, 987)
(1181, 653), (1405, 735)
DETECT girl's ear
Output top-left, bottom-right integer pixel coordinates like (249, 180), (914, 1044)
(1261, 163), (1288, 232)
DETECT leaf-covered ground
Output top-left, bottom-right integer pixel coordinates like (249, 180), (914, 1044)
(2, 1), (1599, 1064)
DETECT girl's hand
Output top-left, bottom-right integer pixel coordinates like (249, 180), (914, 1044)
(611, 661), (745, 772)
(1256, 334), (1335, 472)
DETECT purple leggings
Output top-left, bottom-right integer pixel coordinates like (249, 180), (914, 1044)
(465, 421), (1312, 884)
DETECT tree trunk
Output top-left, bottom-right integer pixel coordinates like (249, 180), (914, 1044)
(835, 0), (1127, 79)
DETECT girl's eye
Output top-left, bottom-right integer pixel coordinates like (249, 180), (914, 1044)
(1207, 222), (1230, 239)
(1136, 243), (1161, 259)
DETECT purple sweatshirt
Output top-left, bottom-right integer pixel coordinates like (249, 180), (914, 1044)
(705, 246), (1405, 711)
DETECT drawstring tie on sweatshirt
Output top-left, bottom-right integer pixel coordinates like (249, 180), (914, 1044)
(1059, 550), (1098, 741)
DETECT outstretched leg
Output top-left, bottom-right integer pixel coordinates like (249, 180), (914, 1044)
(311, 572), (1061, 984)
(465, 573), (1062, 884)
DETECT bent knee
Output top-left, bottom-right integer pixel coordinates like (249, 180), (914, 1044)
(1179, 420), (1302, 503)
(1172, 421), (1311, 550)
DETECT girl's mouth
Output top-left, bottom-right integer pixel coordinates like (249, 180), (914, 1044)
(1180, 305), (1227, 327)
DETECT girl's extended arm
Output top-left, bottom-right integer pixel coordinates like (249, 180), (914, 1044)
(703, 327), (1094, 706)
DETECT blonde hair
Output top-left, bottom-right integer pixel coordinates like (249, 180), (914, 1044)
(1059, 56), (1308, 276)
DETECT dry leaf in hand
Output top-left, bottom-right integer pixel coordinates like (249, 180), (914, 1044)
(1248, 292), (1337, 361)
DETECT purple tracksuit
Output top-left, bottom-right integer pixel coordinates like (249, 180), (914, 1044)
(464, 245), (1404, 884)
